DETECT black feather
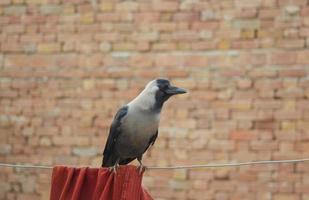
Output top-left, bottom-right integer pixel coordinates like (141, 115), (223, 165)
(142, 131), (158, 155)
(102, 106), (128, 167)
(148, 130), (158, 147)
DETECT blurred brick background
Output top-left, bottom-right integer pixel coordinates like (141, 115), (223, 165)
(0, 0), (309, 199)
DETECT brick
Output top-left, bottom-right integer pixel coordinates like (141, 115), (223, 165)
(152, 1), (179, 12)
(173, 169), (187, 180)
(100, 2), (114, 11)
(236, 8), (257, 18)
(4, 6), (26, 15)
(72, 147), (98, 157)
(232, 40), (260, 49)
(230, 130), (257, 140)
(217, 39), (231, 49)
(52, 136), (89, 146)
(5, 55), (55, 68)
(279, 69), (306, 77)
(174, 12), (199, 21)
(240, 30), (255, 39)
(296, 51), (309, 64)
(281, 122), (296, 131)
(40, 4), (61, 15)
(259, 9), (281, 19)
(284, 28), (299, 38)
(113, 42), (136, 51)
(0, 0), (10, 5)
(255, 79), (282, 89)
(250, 141), (278, 151)
(132, 32), (159, 42)
(273, 194), (300, 200)
(0, 90), (18, 98)
(274, 110), (302, 120)
(232, 19), (260, 29)
(22, 127), (34, 136)
(152, 42), (176, 51)
(199, 30), (213, 39)
(276, 88), (304, 98)
(229, 100), (252, 110)
(0, 144), (11, 155)
(99, 42), (111, 52)
(235, 0), (261, 8)
(192, 22), (219, 30)
(62, 5), (75, 14)
(208, 140), (235, 151)
(116, 2), (138, 11)
(3, 24), (25, 33)
(1, 42), (23, 52)
(38, 43), (60, 53)
(211, 180), (235, 191)
(80, 13), (94, 24)
(270, 52), (296, 65)
(39, 137), (51, 146)
(249, 67), (277, 78)
(254, 100), (281, 109)
(237, 78), (252, 89)
(191, 41), (216, 50)
(201, 10), (219, 21)
(277, 39), (305, 49)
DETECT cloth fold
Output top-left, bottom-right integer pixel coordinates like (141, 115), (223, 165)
(50, 165), (153, 200)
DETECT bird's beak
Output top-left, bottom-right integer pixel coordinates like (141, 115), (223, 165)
(165, 85), (187, 95)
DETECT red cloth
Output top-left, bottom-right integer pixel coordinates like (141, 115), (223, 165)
(50, 165), (153, 200)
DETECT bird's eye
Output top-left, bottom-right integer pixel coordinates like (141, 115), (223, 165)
(160, 84), (168, 90)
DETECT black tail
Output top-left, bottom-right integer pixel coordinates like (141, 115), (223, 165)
(119, 157), (135, 165)
(102, 153), (118, 167)
(102, 154), (136, 167)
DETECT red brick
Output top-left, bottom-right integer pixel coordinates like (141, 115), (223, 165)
(278, 69), (306, 77)
(255, 79), (282, 89)
(273, 194), (300, 200)
(270, 52), (296, 65)
(152, 42), (176, 51)
(230, 130), (258, 140)
(192, 22), (219, 30)
(259, 9), (281, 19)
(250, 141), (279, 151)
(277, 39), (305, 49)
(236, 8), (257, 18)
(152, 1), (179, 11)
(296, 51), (309, 64)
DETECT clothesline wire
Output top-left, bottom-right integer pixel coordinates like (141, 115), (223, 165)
(0, 158), (309, 170)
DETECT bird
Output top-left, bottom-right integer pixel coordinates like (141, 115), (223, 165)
(102, 78), (187, 173)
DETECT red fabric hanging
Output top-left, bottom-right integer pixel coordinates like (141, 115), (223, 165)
(50, 165), (153, 200)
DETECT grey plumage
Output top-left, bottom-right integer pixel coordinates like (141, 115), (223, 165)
(102, 79), (186, 168)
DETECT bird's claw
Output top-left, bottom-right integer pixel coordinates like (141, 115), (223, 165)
(109, 163), (119, 174)
(137, 164), (146, 174)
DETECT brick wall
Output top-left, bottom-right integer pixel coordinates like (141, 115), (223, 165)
(0, 0), (309, 199)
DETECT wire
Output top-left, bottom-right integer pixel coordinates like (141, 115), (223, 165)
(0, 163), (52, 169)
(146, 158), (309, 170)
(0, 158), (309, 170)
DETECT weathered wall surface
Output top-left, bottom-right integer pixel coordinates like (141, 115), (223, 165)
(0, 0), (309, 199)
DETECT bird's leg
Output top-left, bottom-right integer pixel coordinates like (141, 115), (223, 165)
(147, 145), (153, 157)
(108, 159), (120, 174)
(137, 155), (145, 174)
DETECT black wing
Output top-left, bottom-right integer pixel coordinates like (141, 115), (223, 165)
(102, 106), (128, 167)
(148, 130), (158, 147)
(142, 130), (159, 154)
